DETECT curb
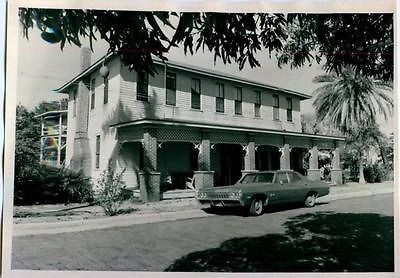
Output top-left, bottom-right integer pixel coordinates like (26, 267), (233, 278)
(13, 187), (394, 237)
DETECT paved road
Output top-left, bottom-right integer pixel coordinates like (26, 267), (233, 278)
(12, 194), (394, 272)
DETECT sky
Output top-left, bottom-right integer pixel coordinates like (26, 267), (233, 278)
(16, 15), (394, 134)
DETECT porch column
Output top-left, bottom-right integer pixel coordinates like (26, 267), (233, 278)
(194, 132), (214, 189)
(139, 128), (161, 202)
(331, 146), (343, 185)
(280, 143), (291, 170)
(307, 146), (320, 181)
(242, 136), (257, 176)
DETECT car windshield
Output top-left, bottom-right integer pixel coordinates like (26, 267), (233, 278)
(239, 173), (274, 184)
(240, 174), (256, 184)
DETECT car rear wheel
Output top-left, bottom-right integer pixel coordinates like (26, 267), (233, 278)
(305, 194), (317, 207)
(249, 198), (264, 216)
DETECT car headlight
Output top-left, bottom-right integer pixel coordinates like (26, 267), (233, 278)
(197, 192), (207, 199)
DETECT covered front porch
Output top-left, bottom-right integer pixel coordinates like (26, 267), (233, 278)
(114, 120), (345, 202)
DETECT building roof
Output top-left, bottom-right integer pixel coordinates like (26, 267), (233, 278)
(34, 110), (68, 118)
(54, 52), (311, 99)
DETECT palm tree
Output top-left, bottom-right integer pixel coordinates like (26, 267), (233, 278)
(312, 66), (393, 183)
(313, 66), (393, 134)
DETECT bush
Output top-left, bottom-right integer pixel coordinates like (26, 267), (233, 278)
(14, 164), (93, 205)
(364, 163), (388, 183)
(94, 167), (127, 216)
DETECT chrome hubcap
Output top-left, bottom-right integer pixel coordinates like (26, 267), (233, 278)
(255, 201), (262, 213)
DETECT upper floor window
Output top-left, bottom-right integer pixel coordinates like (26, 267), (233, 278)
(72, 89), (77, 117)
(137, 70), (149, 101)
(273, 94), (279, 120)
(216, 83), (225, 113)
(103, 77), (109, 104)
(254, 90), (261, 118)
(166, 72), (176, 106)
(90, 78), (96, 110)
(287, 97), (293, 122)
(234, 87), (242, 115)
(191, 78), (201, 109)
(95, 135), (100, 169)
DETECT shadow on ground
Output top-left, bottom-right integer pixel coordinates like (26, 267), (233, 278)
(202, 202), (329, 217)
(165, 212), (394, 272)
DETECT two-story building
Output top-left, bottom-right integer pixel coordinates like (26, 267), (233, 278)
(55, 49), (344, 202)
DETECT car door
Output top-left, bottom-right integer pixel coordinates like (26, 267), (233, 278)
(287, 171), (309, 202)
(254, 172), (278, 204)
(274, 172), (292, 204)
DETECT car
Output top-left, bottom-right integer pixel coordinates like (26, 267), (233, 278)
(195, 170), (330, 216)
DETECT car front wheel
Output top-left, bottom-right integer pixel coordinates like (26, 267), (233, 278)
(249, 198), (264, 216)
(305, 194), (317, 207)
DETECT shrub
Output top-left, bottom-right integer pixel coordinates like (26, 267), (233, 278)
(95, 166), (127, 216)
(58, 167), (94, 204)
(364, 163), (388, 183)
(14, 164), (93, 205)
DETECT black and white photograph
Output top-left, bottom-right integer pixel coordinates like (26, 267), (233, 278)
(2, 0), (398, 276)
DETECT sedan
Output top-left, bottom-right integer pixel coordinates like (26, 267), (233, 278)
(196, 170), (330, 216)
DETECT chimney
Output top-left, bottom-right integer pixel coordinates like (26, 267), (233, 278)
(80, 47), (92, 71)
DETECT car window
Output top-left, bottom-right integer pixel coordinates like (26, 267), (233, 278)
(255, 173), (274, 183)
(288, 172), (302, 183)
(240, 174), (256, 184)
(276, 173), (289, 184)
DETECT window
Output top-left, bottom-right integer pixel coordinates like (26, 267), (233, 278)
(191, 78), (201, 109)
(276, 172), (289, 184)
(255, 90), (261, 117)
(137, 70), (149, 101)
(95, 135), (100, 169)
(288, 172), (302, 183)
(273, 94), (279, 120)
(103, 77), (109, 104)
(166, 72), (176, 106)
(254, 173), (274, 183)
(287, 97), (293, 122)
(216, 83), (225, 113)
(90, 78), (95, 110)
(234, 87), (242, 115)
(72, 89), (77, 117)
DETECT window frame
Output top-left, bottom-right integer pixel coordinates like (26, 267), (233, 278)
(95, 135), (100, 169)
(90, 78), (96, 110)
(287, 97), (293, 122)
(273, 94), (279, 120)
(191, 78), (201, 110)
(103, 77), (109, 104)
(234, 87), (242, 115)
(72, 89), (77, 117)
(254, 90), (261, 118)
(136, 70), (149, 101)
(166, 72), (177, 106)
(216, 83), (225, 113)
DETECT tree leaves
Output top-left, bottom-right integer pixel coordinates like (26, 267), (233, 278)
(18, 9), (393, 81)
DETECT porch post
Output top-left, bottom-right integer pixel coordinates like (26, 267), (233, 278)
(307, 146), (320, 181)
(331, 146), (343, 185)
(280, 143), (291, 170)
(194, 131), (214, 189)
(242, 135), (257, 176)
(139, 128), (161, 202)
